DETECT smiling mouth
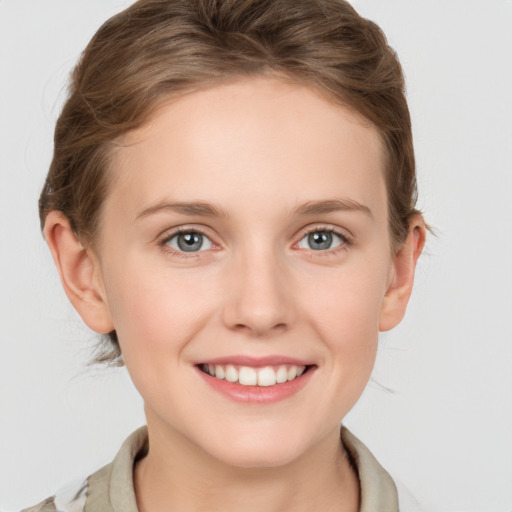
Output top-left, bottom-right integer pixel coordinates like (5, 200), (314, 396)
(198, 363), (313, 387)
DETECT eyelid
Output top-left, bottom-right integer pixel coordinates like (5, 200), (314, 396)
(157, 225), (219, 255)
(293, 224), (354, 255)
(156, 223), (353, 258)
(296, 224), (353, 243)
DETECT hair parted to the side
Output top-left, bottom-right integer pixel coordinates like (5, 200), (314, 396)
(40, 0), (420, 365)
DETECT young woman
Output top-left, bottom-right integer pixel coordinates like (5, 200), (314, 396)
(23, 0), (426, 510)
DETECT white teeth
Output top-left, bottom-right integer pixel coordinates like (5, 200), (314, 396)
(225, 364), (238, 383)
(215, 365), (225, 379)
(276, 365), (288, 383)
(239, 366), (257, 385)
(287, 366), (297, 381)
(257, 366), (277, 387)
(202, 363), (310, 386)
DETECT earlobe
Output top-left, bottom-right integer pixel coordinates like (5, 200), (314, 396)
(379, 215), (426, 332)
(44, 211), (114, 334)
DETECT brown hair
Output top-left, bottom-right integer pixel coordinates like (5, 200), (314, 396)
(40, 0), (419, 364)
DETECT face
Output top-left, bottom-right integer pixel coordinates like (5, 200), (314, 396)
(93, 76), (397, 468)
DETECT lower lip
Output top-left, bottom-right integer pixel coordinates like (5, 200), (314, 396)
(196, 366), (316, 404)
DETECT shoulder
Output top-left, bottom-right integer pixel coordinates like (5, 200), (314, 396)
(19, 426), (147, 512)
(20, 478), (88, 512)
(20, 497), (56, 512)
(340, 426), (425, 512)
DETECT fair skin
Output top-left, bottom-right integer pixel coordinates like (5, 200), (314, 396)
(45, 76), (425, 512)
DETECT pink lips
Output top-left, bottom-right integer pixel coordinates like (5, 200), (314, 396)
(194, 355), (316, 404)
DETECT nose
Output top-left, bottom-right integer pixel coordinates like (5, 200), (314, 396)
(221, 247), (296, 337)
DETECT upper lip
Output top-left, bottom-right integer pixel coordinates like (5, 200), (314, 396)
(195, 355), (315, 367)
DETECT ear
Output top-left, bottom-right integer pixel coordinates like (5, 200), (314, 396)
(379, 214), (426, 332)
(44, 211), (114, 334)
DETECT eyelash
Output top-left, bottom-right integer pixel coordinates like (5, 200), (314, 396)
(158, 227), (214, 259)
(297, 226), (353, 259)
(157, 225), (353, 259)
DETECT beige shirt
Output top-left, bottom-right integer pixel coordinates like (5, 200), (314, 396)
(22, 426), (418, 512)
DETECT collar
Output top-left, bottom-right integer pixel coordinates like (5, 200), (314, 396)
(83, 425), (398, 512)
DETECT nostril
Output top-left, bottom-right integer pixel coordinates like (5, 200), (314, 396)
(233, 321), (288, 336)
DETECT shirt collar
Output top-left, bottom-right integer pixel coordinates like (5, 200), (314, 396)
(88, 425), (398, 512)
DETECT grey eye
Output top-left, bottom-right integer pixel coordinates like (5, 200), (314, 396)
(298, 230), (343, 251)
(166, 232), (213, 252)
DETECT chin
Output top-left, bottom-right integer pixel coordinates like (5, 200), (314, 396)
(214, 445), (303, 469)
(201, 426), (313, 469)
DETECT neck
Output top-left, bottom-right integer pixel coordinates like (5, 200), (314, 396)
(134, 416), (360, 512)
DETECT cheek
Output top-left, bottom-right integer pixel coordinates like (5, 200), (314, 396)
(104, 265), (219, 411)
(104, 264), (213, 362)
(302, 262), (388, 369)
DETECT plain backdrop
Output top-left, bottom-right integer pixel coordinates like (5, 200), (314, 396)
(1, 1), (511, 511)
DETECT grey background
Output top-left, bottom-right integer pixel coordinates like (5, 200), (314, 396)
(1, 1), (511, 510)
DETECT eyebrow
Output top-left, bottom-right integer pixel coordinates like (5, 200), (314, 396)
(136, 201), (226, 220)
(136, 198), (372, 220)
(292, 199), (373, 218)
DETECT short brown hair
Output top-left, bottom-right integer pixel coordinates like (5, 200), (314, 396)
(40, 0), (419, 364)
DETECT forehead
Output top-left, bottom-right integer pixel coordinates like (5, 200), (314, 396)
(107, 77), (387, 225)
